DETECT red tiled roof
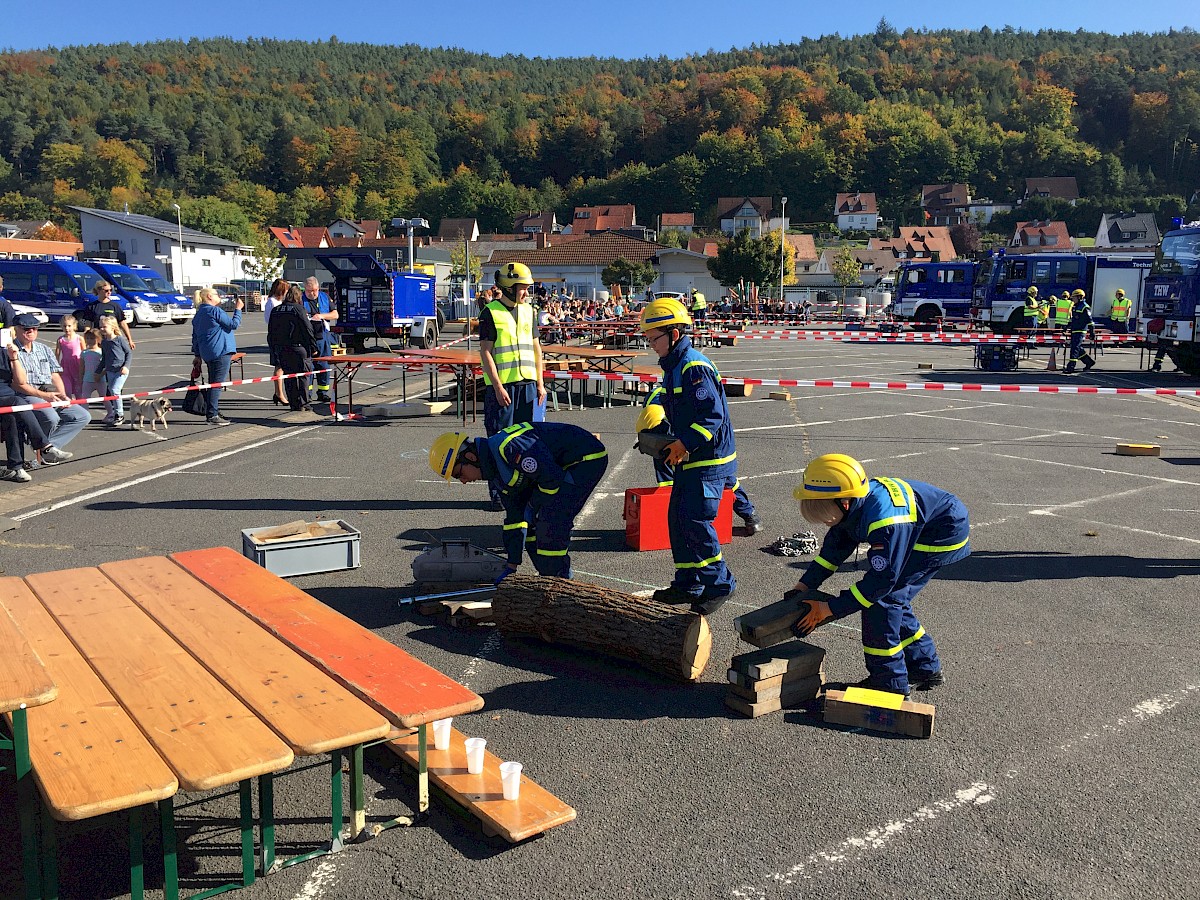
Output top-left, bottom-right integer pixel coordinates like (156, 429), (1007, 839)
(269, 226), (330, 248)
(835, 193), (878, 215)
(1012, 220), (1072, 250)
(572, 204), (636, 232)
(870, 226), (957, 260)
(490, 232), (665, 266)
(687, 238), (719, 256)
(660, 212), (695, 227)
(785, 233), (818, 262)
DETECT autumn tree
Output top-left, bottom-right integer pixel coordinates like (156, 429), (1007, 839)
(830, 246), (862, 303)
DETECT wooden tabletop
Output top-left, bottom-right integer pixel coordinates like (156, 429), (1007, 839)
(0, 603), (56, 715)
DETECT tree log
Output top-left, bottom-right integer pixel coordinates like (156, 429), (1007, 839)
(492, 575), (711, 682)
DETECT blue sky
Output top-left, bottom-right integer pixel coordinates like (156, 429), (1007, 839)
(2, 0), (1193, 57)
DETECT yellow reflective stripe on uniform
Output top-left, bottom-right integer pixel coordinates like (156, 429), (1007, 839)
(538, 485), (559, 494)
(863, 627), (926, 657)
(503, 521), (528, 531)
(690, 423), (713, 441)
(681, 359), (716, 375)
(675, 552), (723, 569)
(814, 555), (837, 572)
(507, 469), (520, 486)
(681, 451), (736, 470)
(657, 480), (674, 487)
(498, 422), (533, 457)
(732, 479), (741, 490)
(647, 386), (665, 403)
(536, 548), (568, 556)
(866, 477), (917, 534)
(564, 450), (607, 468)
(913, 536), (969, 553)
(850, 583), (872, 609)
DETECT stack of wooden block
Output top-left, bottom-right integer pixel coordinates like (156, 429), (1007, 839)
(725, 641), (826, 717)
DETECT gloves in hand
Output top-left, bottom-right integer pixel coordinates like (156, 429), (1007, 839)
(663, 439), (688, 466)
(791, 599), (833, 638)
(494, 566), (517, 587)
(190, 359), (203, 381)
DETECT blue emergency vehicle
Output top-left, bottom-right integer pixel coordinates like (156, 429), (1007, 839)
(84, 260), (177, 326)
(315, 253), (439, 352)
(1139, 220), (1200, 374)
(0, 256), (102, 321)
(892, 261), (979, 328)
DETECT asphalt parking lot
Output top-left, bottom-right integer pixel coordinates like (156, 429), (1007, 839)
(2, 323), (1197, 900)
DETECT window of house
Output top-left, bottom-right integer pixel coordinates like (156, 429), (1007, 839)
(575, 211), (590, 219)
(295, 259), (305, 270)
(99, 239), (119, 252)
(220, 249), (226, 255)
(154, 239), (161, 254)
(201, 258), (211, 267)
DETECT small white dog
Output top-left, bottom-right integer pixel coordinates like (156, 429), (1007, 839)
(130, 397), (172, 431)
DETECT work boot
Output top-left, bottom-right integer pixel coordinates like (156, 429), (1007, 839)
(1083, 359), (1095, 372)
(691, 587), (736, 616)
(1149, 363), (1162, 373)
(909, 670), (945, 691)
(651, 585), (700, 606)
(740, 515), (764, 536)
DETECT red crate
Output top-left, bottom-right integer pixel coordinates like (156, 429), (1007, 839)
(622, 486), (735, 552)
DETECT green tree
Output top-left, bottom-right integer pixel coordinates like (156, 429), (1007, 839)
(243, 226), (284, 285)
(830, 246), (862, 302)
(601, 257), (657, 295)
(450, 243), (483, 282)
(176, 197), (254, 245)
(657, 228), (690, 249)
(707, 229), (777, 288)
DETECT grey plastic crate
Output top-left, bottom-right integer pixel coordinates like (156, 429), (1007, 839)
(241, 520), (361, 577)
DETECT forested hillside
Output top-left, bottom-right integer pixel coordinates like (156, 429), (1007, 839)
(0, 25), (1197, 242)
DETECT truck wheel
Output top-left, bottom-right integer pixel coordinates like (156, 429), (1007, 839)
(1175, 343), (1199, 376)
(436, 309), (445, 332)
(914, 305), (940, 331)
(412, 323), (438, 349)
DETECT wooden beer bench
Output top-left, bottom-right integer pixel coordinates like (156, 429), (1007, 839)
(173, 547), (577, 843)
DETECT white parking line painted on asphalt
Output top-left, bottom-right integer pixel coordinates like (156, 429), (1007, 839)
(271, 474), (353, 479)
(983, 452), (1200, 488)
(1072, 518), (1200, 545)
(1028, 486), (1146, 516)
(735, 403), (991, 432)
(289, 855), (342, 900)
(13, 426), (320, 521)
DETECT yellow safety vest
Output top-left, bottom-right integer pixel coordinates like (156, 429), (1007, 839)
(1053, 298), (1071, 325)
(483, 300), (537, 385)
(1111, 296), (1131, 322)
(691, 292), (707, 310)
(1024, 298), (1040, 320)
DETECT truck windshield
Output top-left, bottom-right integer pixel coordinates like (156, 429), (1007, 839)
(975, 259), (994, 286)
(1152, 233), (1200, 276)
(107, 271), (153, 292)
(139, 272), (174, 292)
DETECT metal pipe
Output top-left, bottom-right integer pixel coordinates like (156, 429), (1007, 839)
(399, 586), (495, 606)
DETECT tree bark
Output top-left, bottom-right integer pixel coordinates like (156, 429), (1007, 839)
(492, 575), (711, 682)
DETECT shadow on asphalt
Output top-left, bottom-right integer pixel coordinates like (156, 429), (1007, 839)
(940, 551), (1200, 582)
(86, 498), (488, 512)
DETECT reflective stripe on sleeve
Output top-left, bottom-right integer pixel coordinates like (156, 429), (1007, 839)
(681, 451), (737, 470)
(850, 583), (872, 609)
(538, 485), (559, 495)
(913, 537), (969, 553)
(503, 521), (528, 531)
(863, 626), (927, 657)
(690, 422), (713, 441)
(814, 555), (837, 572)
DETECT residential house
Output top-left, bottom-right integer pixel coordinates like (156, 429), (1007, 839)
(1010, 220), (1074, 251)
(920, 184), (970, 226)
(716, 197), (773, 237)
(327, 219), (383, 241)
(513, 211), (560, 235)
(0, 219), (82, 260)
(437, 218), (481, 242)
(870, 226), (957, 262)
(785, 233), (820, 275)
(965, 198), (1013, 225)
(1022, 177), (1079, 206)
(569, 204), (636, 235)
(687, 238), (719, 257)
(0, 220), (58, 240)
(834, 193), (880, 232)
(269, 226), (332, 250)
(658, 212), (695, 234)
(72, 206), (252, 291)
(809, 246), (898, 286)
(489, 232), (719, 300)
(1094, 212), (1161, 249)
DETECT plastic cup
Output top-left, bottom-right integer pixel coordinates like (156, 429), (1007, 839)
(432, 718), (453, 751)
(465, 737), (486, 774)
(500, 761), (523, 800)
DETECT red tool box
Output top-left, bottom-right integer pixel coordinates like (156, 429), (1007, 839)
(622, 486), (735, 551)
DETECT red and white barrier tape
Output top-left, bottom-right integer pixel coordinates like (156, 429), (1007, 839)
(725, 332), (1139, 344)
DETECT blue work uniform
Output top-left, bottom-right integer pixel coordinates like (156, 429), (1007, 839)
(305, 291), (338, 399)
(1063, 299), (1096, 374)
(800, 477), (969, 694)
(643, 384), (757, 521)
(658, 335), (738, 600)
(476, 422), (608, 578)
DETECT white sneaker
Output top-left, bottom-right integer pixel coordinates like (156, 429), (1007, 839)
(1, 467), (32, 483)
(40, 446), (72, 465)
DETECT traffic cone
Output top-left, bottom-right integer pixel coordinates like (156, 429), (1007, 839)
(1045, 348), (1057, 371)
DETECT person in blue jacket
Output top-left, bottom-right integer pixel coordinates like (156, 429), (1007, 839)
(789, 453), (970, 697)
(635, 384), (762, 534)
(1062, 288), (1096, 375)
(191, 287), (243, 426)
(638, 298), (741, 614)
(429, 423), (607, 580)
(302, 276), (339, 404)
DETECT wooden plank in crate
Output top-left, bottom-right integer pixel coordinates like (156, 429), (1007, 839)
(729, 641), (826, 681)
(823, 688), (935, 738)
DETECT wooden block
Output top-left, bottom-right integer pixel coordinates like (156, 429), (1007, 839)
(718, 336), (739, 347)
(917, 363), (934, 370)
(730, 641), (826, 681)
(823, 688), (935, 738)
(726, 664), (824, 691)
(733, 591), (836, 642)
(724, 677), (823, 718)
(362, 401), (453, 418)
(738, 624), (798, 649)
(727, 673), (823, 703)
(768, 390), (791, 401)
(723, 382), (753, 397)
(1115, 443), (1161, 457)
(250, 520), (310, 542)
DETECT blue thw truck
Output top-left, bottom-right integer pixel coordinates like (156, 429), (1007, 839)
(1138, 220), (1200, 374)
(891, 260), (979, 328)
(315, 253), (440, 353)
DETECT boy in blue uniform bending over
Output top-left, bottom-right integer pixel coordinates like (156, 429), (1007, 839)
(789, 453), (970, 697)
(429, 424), (607, 580)
(639, 297), (741, 614)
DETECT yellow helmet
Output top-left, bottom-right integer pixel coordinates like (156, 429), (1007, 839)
(1060, 291), (1070, 301)
(635, 402), (667, 433)
(1026, 285), (1038, 297)
(1115, 288), (1125, 298)
(793, 453), (869, 500)
(1071, 288), (1086, 300)
(429, 432), (471, 481)
(495, 262), (534, 298)
(640, 297), (692, 333)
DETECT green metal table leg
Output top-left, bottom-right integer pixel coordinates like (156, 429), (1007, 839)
(12, 707), (43, 900)
(417, 723), (429, 813)
(160, 799), (179, 900)
(349, 743), (365, 840)
(40, 803), (58, 900)
(129, 804), (145, 900)
(239, 780), (255, 888)
(330, 749), (345, 851)
(259, 774), (276, 876)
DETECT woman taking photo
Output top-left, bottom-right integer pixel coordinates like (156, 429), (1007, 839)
(266, 285), (316, 411)
(191, 287), (243, 426)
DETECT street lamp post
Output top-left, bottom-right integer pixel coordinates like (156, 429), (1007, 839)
(779, 196), (788, 303)
(172, 203), (184, 291)
(391, 217), (430, 273)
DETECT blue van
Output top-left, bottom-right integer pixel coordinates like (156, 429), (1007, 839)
(83, 261), (176, 326)
(0, 256), (102, 321)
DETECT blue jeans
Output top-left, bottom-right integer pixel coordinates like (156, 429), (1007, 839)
(32, 398), (90, 449)
(105, 372), (128, 419)
(205, 354), (232, 418)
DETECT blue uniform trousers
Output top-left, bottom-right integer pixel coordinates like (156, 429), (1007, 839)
(310, 330), (334, 398)
(526, 457), (607, 578)
(653, 457), (756, 520)
(1065, 331), (1094, 372)
(860, 558), (942, 694)
(484, 380), (539, 503)
(667, 467), (736, 598)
